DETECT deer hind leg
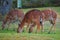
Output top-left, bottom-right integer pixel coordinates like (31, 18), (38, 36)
(48, 20), (56, 34)
(52, 20), (56, 34)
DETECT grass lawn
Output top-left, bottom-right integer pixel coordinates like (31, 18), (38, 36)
(0, 7), (60, 40)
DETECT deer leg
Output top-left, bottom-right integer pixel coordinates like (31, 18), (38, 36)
(53, 20), (56, 34)
(7, 21), (11, 30)
(25, 21), (30, 32)
(48, 20), (56, 34)
(53, 23), (56, 34)
(2, 20), (7, 30)
(36, 22), (40, 33)
(48, 24), (53, 34)
(26, 24), (30, 32)
(2, 23), (6, 30)
(29, 23), (35, 33)
(40, 22), (44, 33)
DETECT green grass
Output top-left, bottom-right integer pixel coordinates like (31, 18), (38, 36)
(22, 7), (60, 14)
(0, 7), (60, 40)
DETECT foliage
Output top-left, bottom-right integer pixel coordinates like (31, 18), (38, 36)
(22, 0), (60, 8)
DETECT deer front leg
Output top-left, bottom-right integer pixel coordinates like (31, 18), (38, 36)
(29, 23), (35, 33)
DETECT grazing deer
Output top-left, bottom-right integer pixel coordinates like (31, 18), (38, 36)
(40, 9), (57, 33)
(17, 9), (44, 33)
(2, 9), (24, 30)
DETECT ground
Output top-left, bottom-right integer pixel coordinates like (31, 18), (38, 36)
(0, 7), (60, 40)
